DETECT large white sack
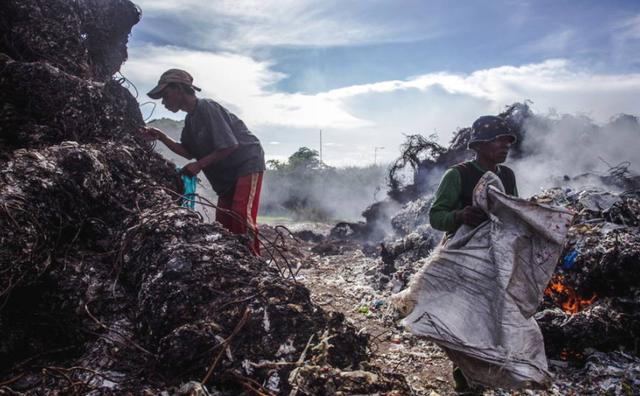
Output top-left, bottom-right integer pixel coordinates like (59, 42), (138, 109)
(392, 172), (574, 389)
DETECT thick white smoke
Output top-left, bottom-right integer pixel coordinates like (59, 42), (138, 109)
(510, 113), (639, 197)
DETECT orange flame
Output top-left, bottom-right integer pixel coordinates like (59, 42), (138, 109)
(544, 275), (597, 314)
(559, 348), (584, 361)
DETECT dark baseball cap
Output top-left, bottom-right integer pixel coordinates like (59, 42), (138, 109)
(147, 68), (201, 99)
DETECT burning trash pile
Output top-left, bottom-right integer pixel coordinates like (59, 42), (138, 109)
(532, 185), (640, 393)
(0, 1), (410, 394)
(323, 103), (640, 392)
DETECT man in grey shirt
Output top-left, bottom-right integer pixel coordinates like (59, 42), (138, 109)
(140, 69), (266, 255)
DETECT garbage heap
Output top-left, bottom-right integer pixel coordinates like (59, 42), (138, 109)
(532, 186), (640, 392)
(342, 106), (640, 391)
(0, 1), (409, 394)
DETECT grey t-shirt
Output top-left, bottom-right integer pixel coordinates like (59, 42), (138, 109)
(180, 98), (265, 196)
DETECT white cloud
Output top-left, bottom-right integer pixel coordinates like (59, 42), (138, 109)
(133, 0), (433, 50)
(122, 44), (367, 128)
(123, 45), (640, 166)
(321, 59), (640, 121)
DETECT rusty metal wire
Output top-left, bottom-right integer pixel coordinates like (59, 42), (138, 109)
(194, 194), (299, 281)
(138, 185), (299, 281)
(201, 306), (251, 385)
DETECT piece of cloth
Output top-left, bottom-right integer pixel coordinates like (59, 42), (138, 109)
(393, 172), (574, 389)
(216, 172), (263, 256)
(180, 98), (266, 195)
(429, 161), (517, 234)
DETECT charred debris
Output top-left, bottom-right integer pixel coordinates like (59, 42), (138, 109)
(0, 1), (410, 395)
(321, 108), (640, 391)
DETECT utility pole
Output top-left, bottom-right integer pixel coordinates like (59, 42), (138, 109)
(374, 146), (384, 165)
(319, 129), (323, 165)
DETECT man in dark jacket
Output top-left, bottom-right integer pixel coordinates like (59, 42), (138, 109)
(430, 115), (518, 236)
(428, 115), (518, 394)
(140, 69), (266, 255)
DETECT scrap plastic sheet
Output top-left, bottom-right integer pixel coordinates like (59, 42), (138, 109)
(394, 172), (574, 389)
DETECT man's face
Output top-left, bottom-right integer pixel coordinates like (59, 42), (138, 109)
(476, 135), (513, 164)
(161, 86), (182, 112)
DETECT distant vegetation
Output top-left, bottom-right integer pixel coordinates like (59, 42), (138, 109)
(147, 119), (388, 221)
(262, 147), (388, 221)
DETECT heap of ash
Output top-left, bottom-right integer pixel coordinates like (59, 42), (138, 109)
(0, 1), (410, 394)
(307, 104), (640, 394)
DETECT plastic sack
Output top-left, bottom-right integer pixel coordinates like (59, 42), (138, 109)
(392, 172), (574, 389)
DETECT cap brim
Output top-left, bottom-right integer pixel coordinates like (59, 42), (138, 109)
(468, 133), (517, 149)
(147, 83), (168, 99)
(500, 133), (517, 144)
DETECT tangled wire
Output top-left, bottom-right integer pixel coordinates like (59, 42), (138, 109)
(387, 134), (446, 200)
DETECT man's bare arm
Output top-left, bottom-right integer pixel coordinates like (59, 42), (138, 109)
(139, 126), (193, 159)
(182, 144), (239, 176)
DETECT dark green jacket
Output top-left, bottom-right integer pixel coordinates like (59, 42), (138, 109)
(429, 161), (518, 234)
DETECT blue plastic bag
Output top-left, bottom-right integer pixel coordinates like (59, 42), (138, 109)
(562, 250), (578, 269)
(177, 167), (197, 209)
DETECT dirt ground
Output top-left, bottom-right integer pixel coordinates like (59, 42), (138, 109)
(299, 249), (457, 396)
(268, 222), (611, 396)
(261, 220), (464, 396)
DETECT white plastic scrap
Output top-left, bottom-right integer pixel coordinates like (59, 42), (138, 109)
(262, 308), (270, 332)
(266, 373), (280, 393)
(205, 233), (221, 242)
(177, 381), (211, 396)
(276, 338), (296, 357)
(241, 359), (254, 375)
(577, 190), (621, 212)
(214, 335), (234, 362)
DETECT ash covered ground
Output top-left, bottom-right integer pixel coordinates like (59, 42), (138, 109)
(287, 103), (640, 394)
(280, 182), (640, 395)
(1, 1), (639, 396)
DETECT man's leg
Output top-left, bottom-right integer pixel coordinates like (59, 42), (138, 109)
(228, 172), (263, 255)
(247, 172), (263, 255)
(215, 194), (234, 230)
(452, 365), (483, 395)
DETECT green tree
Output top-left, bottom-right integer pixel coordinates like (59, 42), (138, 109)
(262, 147), (388, 221)
(287, 147), (321, 170)
(266, 159), (286, 171)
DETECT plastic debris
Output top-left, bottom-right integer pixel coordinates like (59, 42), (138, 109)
(561, 250), (578, 269)
(177, 166), (197, 209)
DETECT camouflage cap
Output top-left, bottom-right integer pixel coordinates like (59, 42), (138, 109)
(468, 115), (517, 149)
(147, 68), (201, 99)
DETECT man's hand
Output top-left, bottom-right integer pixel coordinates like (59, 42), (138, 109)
(182, 161), (202, 177)
(455, 206), (488, 227)
(139, 126), (164, 141)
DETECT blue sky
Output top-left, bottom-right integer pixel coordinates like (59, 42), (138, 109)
(123, 0), (640, 166)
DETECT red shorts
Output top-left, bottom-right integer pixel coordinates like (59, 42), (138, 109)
(216, 172), (263, 256)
